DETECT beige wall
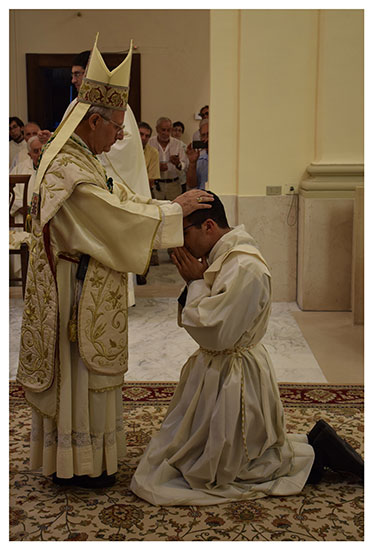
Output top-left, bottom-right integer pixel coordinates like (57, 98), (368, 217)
(9, 9), (210, 144)
(209, 9), (364, 304)
(209, 9), (364, 197)
(315, 10), (364, 163)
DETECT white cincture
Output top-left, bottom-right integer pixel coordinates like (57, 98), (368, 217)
(199, 343), (256, 462)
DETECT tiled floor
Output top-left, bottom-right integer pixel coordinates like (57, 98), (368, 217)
(9, 251), (363, 384)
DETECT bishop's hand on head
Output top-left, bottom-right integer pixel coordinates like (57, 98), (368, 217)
(172, 189), (213, 217)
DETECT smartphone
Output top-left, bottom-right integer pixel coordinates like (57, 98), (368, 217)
(192, 140), (205, 149)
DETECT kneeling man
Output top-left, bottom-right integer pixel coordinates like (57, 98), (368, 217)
(131, 192), (363, 505)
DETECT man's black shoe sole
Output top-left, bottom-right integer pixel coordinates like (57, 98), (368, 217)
(310, 421), (363, 481)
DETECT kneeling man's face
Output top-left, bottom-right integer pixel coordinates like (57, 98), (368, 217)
(183, 221), (211, 259)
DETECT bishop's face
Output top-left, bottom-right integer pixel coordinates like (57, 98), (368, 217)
(92, 110), (125, 155)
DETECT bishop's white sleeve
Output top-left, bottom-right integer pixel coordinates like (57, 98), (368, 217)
(113, 180), (184, 249)
(181, 254), (270, 350)
(152, 201), (183, 249)
(51, 183), (183, 275)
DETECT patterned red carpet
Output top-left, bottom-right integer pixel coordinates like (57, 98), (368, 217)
(10, 381), (364, 541)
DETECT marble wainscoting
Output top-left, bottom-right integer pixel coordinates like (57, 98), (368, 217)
(297, 163), (363, 311)
(297, 194), (354, 311)
(10, 293), (326, 383)
(220, 194), (298, 302)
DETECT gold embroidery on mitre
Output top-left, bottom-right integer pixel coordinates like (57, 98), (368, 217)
(17, 223), (58, 392)
(78, 78), (129, 111)
(78, 257), (129, 376)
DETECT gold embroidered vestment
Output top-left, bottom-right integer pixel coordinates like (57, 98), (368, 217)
(17, 136), (160, 398)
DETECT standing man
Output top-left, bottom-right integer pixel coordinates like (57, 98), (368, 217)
(172, 121), (187, 193)
(16, 35), (213, 489)
(171, 121), (186, 142)
(149, 117), (188, 201)
(192, 105), (209, 141)
(138, 121), (160, 190)
(131, 192), (364, 505)
(9, 117), (26, 169)
(71, 51), (90, 93)
(186, 119), (209, 190)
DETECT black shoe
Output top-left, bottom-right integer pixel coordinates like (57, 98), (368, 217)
(52, 473), (77, 486)
(150, 251), (159, 266)
(306, 463), (325, 484)
(136, 275), (147, 285)
(308, 419), (328, 445)
(309, 420), (364, 481)
(306, 422), (327, 483)
(74, 472), (116, 489)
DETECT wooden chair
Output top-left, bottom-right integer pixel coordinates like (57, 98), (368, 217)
(9, 174), (31, 298)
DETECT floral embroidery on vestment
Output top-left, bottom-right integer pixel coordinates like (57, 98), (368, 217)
(17, 137), (129, 393)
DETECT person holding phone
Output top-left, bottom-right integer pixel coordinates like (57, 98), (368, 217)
(186, 119), (209, 190)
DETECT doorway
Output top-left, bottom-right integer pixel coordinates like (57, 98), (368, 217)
(26, 52), (141, 131)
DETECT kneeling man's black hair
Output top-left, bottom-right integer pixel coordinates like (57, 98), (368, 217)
(186, 192), (229, 229)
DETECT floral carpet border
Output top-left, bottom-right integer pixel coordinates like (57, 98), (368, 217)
(9, 381), (363, 408)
